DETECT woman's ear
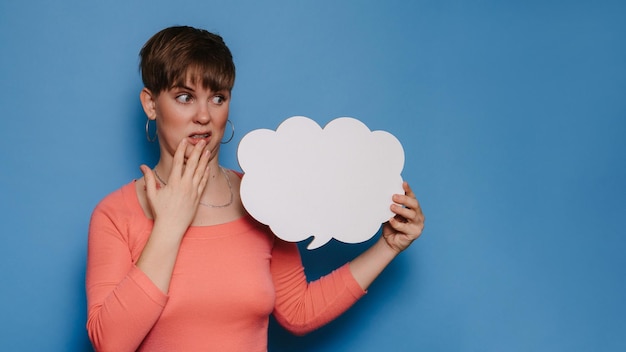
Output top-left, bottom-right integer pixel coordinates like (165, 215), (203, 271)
(140, 88), (157, 120)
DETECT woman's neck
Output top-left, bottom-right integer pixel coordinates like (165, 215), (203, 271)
(153, 156), (222, 184)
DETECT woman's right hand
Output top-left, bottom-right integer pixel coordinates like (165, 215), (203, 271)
(135, 139), (210, 293)
(140, 139), (211, 235)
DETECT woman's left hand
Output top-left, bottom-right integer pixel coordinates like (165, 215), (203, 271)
(382, 181), (425, 253)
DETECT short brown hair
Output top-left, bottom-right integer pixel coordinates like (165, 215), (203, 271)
(139, 26), (235, 94)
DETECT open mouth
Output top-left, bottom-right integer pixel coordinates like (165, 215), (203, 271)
(188, 132), (212, 145)
(190, 133), (211, 139)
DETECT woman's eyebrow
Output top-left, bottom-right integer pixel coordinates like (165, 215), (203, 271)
(171, 84), (195, 91)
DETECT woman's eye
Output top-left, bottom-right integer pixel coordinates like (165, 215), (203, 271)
(176, 94), (193, 103)
(211, 95), (225, 105)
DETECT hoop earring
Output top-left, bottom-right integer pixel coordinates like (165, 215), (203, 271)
(221, 119), (235, 144)
(145, 119), (157, 142)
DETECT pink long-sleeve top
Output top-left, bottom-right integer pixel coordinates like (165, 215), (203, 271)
(86, 181), (365, 352)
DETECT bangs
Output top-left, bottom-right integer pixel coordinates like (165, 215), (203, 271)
(140, 26), (236, 94)
(172, 62), (235, 92)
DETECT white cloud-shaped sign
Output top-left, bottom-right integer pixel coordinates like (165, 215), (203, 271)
(237, 116), (404, 250)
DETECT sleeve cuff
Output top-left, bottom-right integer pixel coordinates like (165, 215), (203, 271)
(338, 263), (368, 297)
(128, 265), (169, 307)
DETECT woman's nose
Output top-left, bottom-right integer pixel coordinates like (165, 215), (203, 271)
(195, 103), (211, 124)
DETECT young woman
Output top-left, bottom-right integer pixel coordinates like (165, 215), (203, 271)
(86, 25), (425, 352)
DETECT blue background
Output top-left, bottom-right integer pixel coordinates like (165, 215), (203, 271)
(1, 0), (625, 351)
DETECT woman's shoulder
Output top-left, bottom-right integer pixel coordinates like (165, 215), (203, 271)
(92, 180), (142, 219)
(89, 180), (152, 251)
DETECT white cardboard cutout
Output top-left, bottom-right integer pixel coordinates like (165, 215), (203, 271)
(237, 116), (405, 250)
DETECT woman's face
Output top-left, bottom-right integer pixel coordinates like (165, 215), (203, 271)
(144, 79), (231, 164)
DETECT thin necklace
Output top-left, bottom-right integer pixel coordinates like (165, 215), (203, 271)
(153, 166), (234, 208)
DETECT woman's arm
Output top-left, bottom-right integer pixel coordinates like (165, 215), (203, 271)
(86, 199), (170, 352)
(86, 140), (210, 351)
(271, 238), (366, 336)
(270, 182), (424, 334)
(136, 139), (211, 293)
(349, 181), (425, 290)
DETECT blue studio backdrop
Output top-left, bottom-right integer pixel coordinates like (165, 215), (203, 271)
(1, 0), (625, 351)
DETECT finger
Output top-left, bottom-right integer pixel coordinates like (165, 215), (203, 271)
(388, 215), (411, 234)
(396, 200), (425, 224)
(389, 216), (424, 240)
(403, 181), (415, 198)
(391, 203), (416, 221)
(393, 182), (421, 209)
(170, 139), (188, 183)
(393, 193), (419, 210)
(390, 195), (425, 227)
(193, 148), (211, 186)
(140, 165), (157, 197)
(182, 140), (206, 181)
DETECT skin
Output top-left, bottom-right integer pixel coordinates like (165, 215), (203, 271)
(140, 80), (231, 171)
(133, 78), (425, 293)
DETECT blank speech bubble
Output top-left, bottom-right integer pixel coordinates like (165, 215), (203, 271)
(237, 116), (404, 250)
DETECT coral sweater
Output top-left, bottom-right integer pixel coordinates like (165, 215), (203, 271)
(86, 181), (365, 352)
